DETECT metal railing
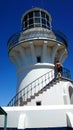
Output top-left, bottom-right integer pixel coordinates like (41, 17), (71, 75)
(53, 29), (68, 48)
(7, 28), (68, 52)
(7, 70), (54, 106)
(62, 67), (71, 79)
(7, 67), (71, 106)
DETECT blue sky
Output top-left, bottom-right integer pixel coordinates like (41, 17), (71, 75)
(0, 0), (73, 106)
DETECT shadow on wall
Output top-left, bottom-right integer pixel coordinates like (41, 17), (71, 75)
(69, 86), (73, 104)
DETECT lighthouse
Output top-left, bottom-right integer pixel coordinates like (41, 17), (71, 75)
(0, 7), (73, 130)
(7, 7), (71, 106)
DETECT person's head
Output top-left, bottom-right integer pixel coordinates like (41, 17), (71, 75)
(55, 59), (59, 64)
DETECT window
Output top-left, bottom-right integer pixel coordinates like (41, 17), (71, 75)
(29, 24), (34, 28)
(24, 15), (27, 22)
(35, 11), (40, 17)
(29, 12), (33, 18)
(29, 18), (33, 24)
(46, 14), (49, 21)
(25, 21), (27, 28)
(35, 18), (40, 23)
(35, 23), (41, 27)
(37, 56), (41, 63)
(22, 9), (51, 30)
(41, 11), (45, 18)
(36, 101), (41, 106)
(42, 18), (46, 24)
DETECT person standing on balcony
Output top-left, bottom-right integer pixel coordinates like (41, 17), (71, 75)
(54, 60), (62, 78)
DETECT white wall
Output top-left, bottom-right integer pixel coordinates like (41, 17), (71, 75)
(27, 81), (73, 106)
(1, 105), (73, 129)
(16, 64), (54, 92)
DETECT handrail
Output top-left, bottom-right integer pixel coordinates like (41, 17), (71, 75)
(62, 67), (71, 79)
(53, 29), (68, 48)
(7, 67), (71, 106)
(7, 70), (54, 106)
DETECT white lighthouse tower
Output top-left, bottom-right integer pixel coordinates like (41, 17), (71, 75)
(1, 7), (73, 130)
(7, 7), (72, 106)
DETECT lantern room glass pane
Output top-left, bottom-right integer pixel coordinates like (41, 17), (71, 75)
(46, 14), (49, 21)
(42, 18), (46, 24)
(29, 12), (33, 18)
(35, 23), (41, 27)
(35, 11), (40, 17)
(29, 18), (33, 24)
(25, 21), (27, 27)
(35, 18), (40, 23)
(41, 11), (45, 18)
(24, 15), (27, 22)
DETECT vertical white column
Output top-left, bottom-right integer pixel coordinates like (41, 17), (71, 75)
(60, 49), (68, 63)
(51, 44), (59, 63)
(11, 50), (21, 67)
(42, 41), (47, 62)
(9, 52), (17, 66)
(61, 49), (68, 62)
(29, 41), (36, 63)
(17, 45), (27, 65)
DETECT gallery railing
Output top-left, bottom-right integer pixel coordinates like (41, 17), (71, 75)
(7, 28), (68, 52)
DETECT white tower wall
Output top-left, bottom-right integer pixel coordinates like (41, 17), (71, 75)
(8, 8), (68, 106)
(10, 37), (67, 93)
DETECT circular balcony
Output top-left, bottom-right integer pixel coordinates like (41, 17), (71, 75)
(53, 29), (68, 48)
(7, 28), (68, 52)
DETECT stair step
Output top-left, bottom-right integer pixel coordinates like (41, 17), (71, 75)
(20, 78), (60, 106)
(42, 88), (47, 91)
(52, 81), (56, 84)
(38, 90), (43, 94)
(34, 93), (39, 96)
(31, 95), (35, 99)
(49, 83), (53, 86)
(20, 100), (27, 106)
(27, 98), (31, 102)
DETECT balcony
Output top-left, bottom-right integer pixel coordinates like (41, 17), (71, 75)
(7, 29), (68, 52)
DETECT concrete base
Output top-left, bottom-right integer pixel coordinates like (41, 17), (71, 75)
(0, 105), (73, 129)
